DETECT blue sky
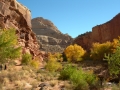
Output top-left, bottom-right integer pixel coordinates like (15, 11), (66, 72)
(17, 0), (120, 38)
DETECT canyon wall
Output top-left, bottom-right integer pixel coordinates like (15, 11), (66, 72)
(0, 0), (42, 60)
(73, 13), (120, 50)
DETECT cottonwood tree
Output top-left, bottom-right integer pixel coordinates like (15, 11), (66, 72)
(0, 28), (21, 66)
(90, 42), (113, 60)
(64, 44), (86, 62)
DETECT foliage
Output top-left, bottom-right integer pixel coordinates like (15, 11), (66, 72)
(70, 68), (89, 90)
(84, 70), (98, 87)
(0, 28), (21, 64)
(45, 53), (62, 72)
(29, 60), (40, 69)
(59, 64), (98, 90)
(90, 42), (113, 60)
(21, 53), (32, 65)
(22, 54), (40, 69)
(64, 44), (86, 62)
(30, 57), (41, 69)
(59, 64), (77, 80)
(104, 38), (120, 76)
(54, 52), (63, 62)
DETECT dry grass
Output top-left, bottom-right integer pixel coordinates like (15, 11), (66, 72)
(0, 65), (39, 90)
(0, 61), (119, 90)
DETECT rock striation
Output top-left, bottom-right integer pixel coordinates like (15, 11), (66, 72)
(32, 17), (73, 52)
(0, 0), (42, 60)
(73, 13), (120, 51)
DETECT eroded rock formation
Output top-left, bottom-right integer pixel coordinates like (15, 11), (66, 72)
(0, 0), (42, 60)
(32, 17), (73, 52)
(73, 13), (120, 51)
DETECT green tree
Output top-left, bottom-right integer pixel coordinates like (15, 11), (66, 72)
(0, 28), (21, 64)
(104, 39), (120, 76)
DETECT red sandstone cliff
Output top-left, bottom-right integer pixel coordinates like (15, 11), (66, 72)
(73, 13), (120, 50)
(0, 0), (42, 60)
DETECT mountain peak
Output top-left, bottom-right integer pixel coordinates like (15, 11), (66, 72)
(31, 17), (73, 52)
(32, 17), (61, 34)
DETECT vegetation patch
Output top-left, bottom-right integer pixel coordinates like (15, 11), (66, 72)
(59, 64), (98, 90)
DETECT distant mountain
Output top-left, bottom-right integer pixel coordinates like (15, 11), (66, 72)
(73, 13), (120, 51)
(32, 17), (73, 52)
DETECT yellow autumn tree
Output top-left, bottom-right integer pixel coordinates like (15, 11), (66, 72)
(90, 42), (113, 60)
(64, 44), (86, 62)
(112, 37), (120, 53)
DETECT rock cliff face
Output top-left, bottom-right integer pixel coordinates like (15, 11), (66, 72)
(73, 13), (120, 51)
(32, 17), (73, 52)
(0, 0), (42, 60)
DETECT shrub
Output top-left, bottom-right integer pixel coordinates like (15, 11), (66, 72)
(74, 79), (89, 90)
(59, 64), (98, 90)
(84, 70), (98, 87)
(59, 64), (77, 80)
(104, 46), (120, 76)
(21, 53), (32, 65)
(104, 37), (120, 76)
(54, 52), (63, 62)
(64, 44), (86, 62)
(45, 54), (62, 72)
(90, 42), (113, 60)
(70, 68), (89, 90)
(29, 60), (40, 69)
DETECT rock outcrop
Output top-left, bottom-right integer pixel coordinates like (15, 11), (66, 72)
(32, 17), (73, 52)
(0, 0), (42, 60)
(73, 13), (120, 51)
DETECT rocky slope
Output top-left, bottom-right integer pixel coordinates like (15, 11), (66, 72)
(0, 0), (42, 60)
(32, 17), (73, 52)
(73, 13), (120, 51)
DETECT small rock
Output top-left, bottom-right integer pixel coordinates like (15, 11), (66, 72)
(39, 86), (52, 90)
(38, 83), (51, 90)
(38, 83), (49, 87)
